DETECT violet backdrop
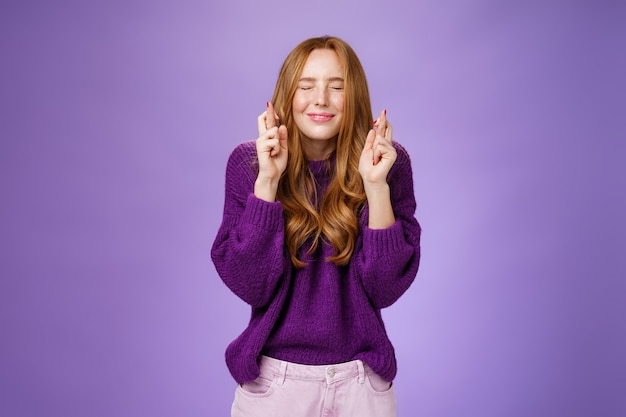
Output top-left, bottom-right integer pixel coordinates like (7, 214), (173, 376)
(1, 0), (624, 416)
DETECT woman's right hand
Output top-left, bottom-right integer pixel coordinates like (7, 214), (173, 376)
(254, 102), (288, 202)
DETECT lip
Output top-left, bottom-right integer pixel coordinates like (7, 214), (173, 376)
(307, 113), (334, 123)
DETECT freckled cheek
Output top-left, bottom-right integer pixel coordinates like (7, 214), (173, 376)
(291, 94), (308, 113)
(331, 94), (345, 112)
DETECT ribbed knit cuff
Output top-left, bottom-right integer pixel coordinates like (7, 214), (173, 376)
(242, 193), (284, 231)
(362, 220), (406, 260)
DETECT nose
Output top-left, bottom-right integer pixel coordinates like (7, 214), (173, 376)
(314, 88), (328, 106)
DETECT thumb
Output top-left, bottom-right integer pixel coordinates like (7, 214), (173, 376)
(364, 129), (376, 151)
(278, 125), (289, 149)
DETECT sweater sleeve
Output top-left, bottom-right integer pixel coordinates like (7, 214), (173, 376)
(354, 142), (422, 309)
(210, 142), (288, 308)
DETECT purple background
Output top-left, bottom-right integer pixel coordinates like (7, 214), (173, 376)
(1, 1), (624, 416)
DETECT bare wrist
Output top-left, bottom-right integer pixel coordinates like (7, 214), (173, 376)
(364, 182), (390, 197)
(254, 177), (279, 202)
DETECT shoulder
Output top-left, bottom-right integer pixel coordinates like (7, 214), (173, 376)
(226, 141), (258, 178)
(228, 141), (257, 165)
(390, 141), (413, 175)
(386, 140), (416, 202)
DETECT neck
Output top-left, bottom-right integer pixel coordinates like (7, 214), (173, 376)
(301, 136), (337, 161)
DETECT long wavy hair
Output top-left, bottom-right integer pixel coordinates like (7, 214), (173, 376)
(270, 36), (373, 268)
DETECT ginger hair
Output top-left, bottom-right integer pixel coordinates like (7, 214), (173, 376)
(270, 36), (373, 268)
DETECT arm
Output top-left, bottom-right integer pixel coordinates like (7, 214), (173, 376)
(356, 139), (422, 309)
(254, 101), (288, 202)
(360, 109), (396, 230)
(210, 142), (288, 308)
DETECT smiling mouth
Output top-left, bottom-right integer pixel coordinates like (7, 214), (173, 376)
(307, 113), (334, 122)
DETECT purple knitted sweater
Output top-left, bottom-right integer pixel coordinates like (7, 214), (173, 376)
(211, 141), (421, 384)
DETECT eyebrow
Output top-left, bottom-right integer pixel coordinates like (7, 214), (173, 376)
(298, 77), (344, 82)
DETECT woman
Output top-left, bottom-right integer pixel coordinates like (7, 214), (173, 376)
(211, 35), (421, 417)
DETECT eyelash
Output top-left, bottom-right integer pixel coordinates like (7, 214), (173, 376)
(298, 87), (343, 91)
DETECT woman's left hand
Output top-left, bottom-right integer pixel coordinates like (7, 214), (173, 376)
(359, 109), (397, 186)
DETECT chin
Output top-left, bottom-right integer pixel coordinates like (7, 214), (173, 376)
(303, 128), (340, 140)
(305, 134), (339, 142)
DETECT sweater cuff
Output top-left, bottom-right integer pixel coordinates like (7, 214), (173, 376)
(242, 193), (284, 231)
(362, 220), (406, 260)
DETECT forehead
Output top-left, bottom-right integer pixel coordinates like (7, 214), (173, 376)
(300, 48), (344, 78)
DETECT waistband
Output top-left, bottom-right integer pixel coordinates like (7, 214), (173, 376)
(258, 356), (367, 386)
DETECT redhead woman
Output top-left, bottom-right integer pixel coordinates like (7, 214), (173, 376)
(211, 35), (421, 417)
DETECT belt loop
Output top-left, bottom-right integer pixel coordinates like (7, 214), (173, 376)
(357, 360), (365, 384)
(276, 360), (287, 386)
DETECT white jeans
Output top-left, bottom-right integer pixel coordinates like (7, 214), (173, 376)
(232, 356), (396, 417)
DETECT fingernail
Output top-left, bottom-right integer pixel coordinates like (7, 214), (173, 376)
(384, 109), (387, 115)
(372, 120), (377, 126)
(266, 101), (270, 108)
